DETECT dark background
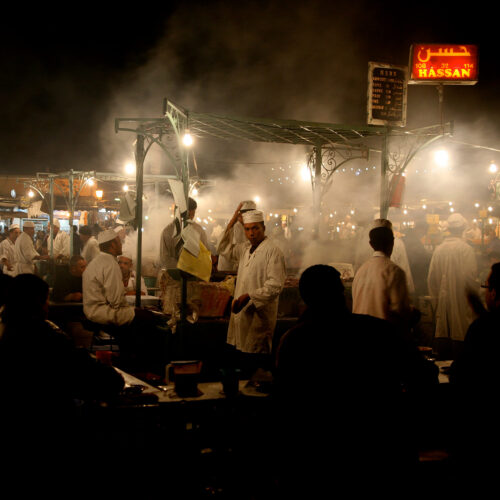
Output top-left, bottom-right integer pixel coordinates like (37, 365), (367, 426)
(1, 1), (499, 179)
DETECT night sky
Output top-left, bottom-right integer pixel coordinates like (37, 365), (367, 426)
(1, 1), (499, 180)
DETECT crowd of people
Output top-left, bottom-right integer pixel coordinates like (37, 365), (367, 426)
(0, 202), (499, 493)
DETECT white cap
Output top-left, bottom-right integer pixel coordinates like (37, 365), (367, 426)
(240, 200), (257, 211)
(9, 224), (20, 230)
(23, 221), (35, 228)
(242, 210), (264, 224)
(114, 225), (124, 233)
(372, 218), (393, 229)
(447, 213), (467, 229)
(51, 219), (60, 227)
(97, 228), (118, 244)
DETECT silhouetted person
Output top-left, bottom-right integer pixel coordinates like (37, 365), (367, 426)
(0, 274), (124, 487)
(274, 264), (438, 496)
(449, 263), (500, 481)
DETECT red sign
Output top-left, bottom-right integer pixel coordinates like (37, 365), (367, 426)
(409, 44), (478, 85)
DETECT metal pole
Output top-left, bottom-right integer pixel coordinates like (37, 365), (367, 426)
(68, 170), (74, 257)
(313, 144), (322, 239)
(135, 134), (145, 308)
(380, 132), (390, 219)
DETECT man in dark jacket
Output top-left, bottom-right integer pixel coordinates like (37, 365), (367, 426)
(274, 264), (438, 496)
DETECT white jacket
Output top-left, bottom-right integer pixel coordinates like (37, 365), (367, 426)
(0, 238), (17, 276)
(218, 230), (286, 354)
(53, 230), (70, 258)
(14, 232), (39, 274)
(83, 252), (135, 326)
(81, 236), (100, 263)
(427, 237), (478, 341)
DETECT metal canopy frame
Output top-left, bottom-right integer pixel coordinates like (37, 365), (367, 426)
(114, 99), (451, 304)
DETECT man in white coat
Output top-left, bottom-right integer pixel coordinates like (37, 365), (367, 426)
(217, 204), (286, 376)
(79, 225), (100, 264)
(352, 226), (414, 330)
(15, 221), (47, 274)
(427, 213), (478, 359)
(50, 219), (71, 261)
(83, 228), (167, 374)
(354, 218), (415, 295)
(0, 224), (20, 276)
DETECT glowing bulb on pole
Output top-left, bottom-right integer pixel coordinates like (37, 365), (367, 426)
(123, 184), (129, 192)
(125, 163), (135, 176)
(489, 162), (498, 174)
(182, 131), (193, 147)
(300, 164), (310, 182)
(28, 190), (34, 198)
(253, 196), (260, 204)
(434, 149), (449, 168)
(96, 190), (103, 200)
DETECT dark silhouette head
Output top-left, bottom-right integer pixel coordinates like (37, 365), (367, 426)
(299, 265), (346, 311)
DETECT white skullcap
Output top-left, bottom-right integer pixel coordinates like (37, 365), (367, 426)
(97, 228), (118, 244)
(447, 213), (467, 229)
(372, 218), (393, 229)
(242, 210), (264, 224)
(23, 221), (35, 228)
(114, 225), (124, 233)
(240, 200), (257, 211)
(9, 224), (20, 230)
(52, 219), (60, 227)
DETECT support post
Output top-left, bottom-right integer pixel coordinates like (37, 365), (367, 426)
(68, 170), (74, 257)
(380, 132), (390, 219)
(135, 134), (145, 308)
(312, 144), (322, 239)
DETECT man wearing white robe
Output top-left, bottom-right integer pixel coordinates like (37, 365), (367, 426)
(352, 226), (413, 329)
(15, 221), (45, 274)
(49, 219), (70, 261)
(79, 225), (100, 264)
(0, 224), (20, 276)
(83, 229), (135, 326)
(354, 219), (415, 295)
(217, 205), (286, 374)
(83, 229), (167, 373)
(427, 213), (478, 358)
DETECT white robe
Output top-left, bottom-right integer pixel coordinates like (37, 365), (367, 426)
(218, 230), (286, 354)
(124, 271), (148, 295)
(14, 232), (39, 275)
(81, 236), (100, 263)
(427, 237), (478, 341)
(53, 230), (70, 258)
(352, 251), (411, 325)
(217, 222), (246, 272)
(354, 228), (415, 294)
(0, 238), (17, 276)
(82, 252), (135, 326)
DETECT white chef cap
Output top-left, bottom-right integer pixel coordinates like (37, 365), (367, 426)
(372, 218), (393, 229)
(51, 219), (60, 227)
(242, 210), (264, 224)
(240, 200), (257, 211)
(97, 228), (118, 244)
(447, 213), (467, 229)
(23, 221), (35, 228)
(9, 224), (20, 230)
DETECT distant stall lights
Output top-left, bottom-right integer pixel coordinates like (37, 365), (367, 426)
(27, 190), (35, 198)
(95, 190), (103, 199)
(123, 184), (129, 192)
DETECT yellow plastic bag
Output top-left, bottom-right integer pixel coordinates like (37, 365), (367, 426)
(177, 241), (212, 282)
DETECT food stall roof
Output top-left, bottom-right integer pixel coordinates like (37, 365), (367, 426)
(186, 111), (388, 146)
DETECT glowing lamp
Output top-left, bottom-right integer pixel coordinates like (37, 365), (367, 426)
(489, 163), (498, 174)
(96, 190), (103, 200)
(125, 163), (136, 175)
(182, 132), (193, 147)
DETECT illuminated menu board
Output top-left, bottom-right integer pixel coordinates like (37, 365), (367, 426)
(409, 44), (478, 85)
(367, 62), (408, 127)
